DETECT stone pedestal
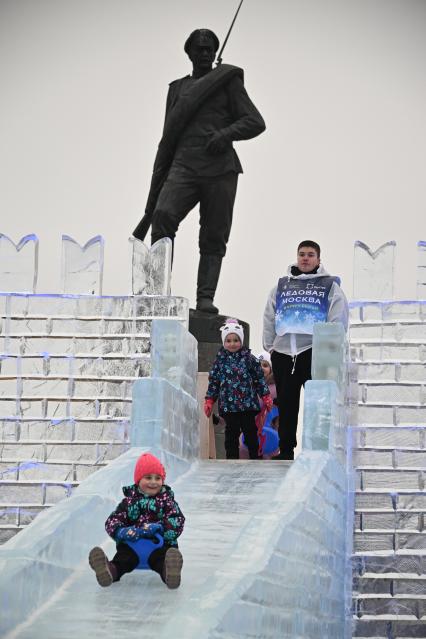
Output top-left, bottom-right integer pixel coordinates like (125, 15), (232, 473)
(188, 310), (250, 372)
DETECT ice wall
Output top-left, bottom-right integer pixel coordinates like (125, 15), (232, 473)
(0, 294), (188, 543)
(349, 298), (426, 638)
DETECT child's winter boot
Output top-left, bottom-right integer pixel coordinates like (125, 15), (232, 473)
(162, 548), (183, 589)
(89, 546), (118, 587)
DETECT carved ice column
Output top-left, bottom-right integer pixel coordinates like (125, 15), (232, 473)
(0, 234), (39, 293)
(305, 321), (348, 457)
(417, 241), (426, 300)
(312, 322), (346, 394)
(131, 319), (199, 458)
(130, 237), (172, 295)
(353, 241), (396, 300)
(61, 235), (104, 295)
(151, 319), (198, 398)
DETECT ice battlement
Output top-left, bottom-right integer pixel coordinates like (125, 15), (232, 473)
(0, 233), (172, 296)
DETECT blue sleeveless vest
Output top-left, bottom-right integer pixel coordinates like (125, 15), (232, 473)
(275, 275), (340, 336)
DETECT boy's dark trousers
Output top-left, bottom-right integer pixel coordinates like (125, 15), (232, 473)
(271, 348), (312, 455)
(111, 543), (172, 581)
(223, 410), (260, 459)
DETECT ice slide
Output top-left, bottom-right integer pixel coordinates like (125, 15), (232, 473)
(0, 322), (351, 638)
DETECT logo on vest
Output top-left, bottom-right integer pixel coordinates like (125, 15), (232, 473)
(275, 276), (336, 335)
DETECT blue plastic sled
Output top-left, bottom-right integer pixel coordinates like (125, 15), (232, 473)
(242, 405), (279, 456)
(261, 426), (279, 456)
(264, 405), (279, 430)
(126, 533), (164, 569)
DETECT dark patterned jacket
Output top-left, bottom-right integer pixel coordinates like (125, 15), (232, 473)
(105, 484), (185, 547)
(206, 347), (270, 414)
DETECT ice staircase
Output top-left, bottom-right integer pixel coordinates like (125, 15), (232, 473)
(0, 293), (188, 543)
(350, 301), (426, 638)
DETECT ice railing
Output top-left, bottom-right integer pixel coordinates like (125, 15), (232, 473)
(0, 233), (172, 295)
(0, 318), (199, 637)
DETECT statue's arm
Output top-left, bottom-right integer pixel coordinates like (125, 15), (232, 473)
(222, 75), (266, 141)
(162, 84), (177, 132)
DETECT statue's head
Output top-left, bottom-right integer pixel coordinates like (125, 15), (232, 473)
(184, 29), (219, 74)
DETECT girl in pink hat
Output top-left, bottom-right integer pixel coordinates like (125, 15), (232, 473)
(88, 452), (185, 589)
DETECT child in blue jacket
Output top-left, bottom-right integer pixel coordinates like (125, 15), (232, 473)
(204, 318), (272, 459)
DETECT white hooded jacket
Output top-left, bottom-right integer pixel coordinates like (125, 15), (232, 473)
(262, 263), (349, 357)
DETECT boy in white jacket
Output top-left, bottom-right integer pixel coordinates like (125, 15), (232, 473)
(262, 240), (348, 459)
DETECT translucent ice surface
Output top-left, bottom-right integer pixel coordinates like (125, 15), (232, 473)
(130, 237), (172, 295)
(312, 321), (346, 394)
(61, 235), (104, 295)
(150, 319), (198, 398)
(303, 380), (338, 451)
(131, 378), (200, 460)
(0, 234), (38, 293)
(353, 241), (396, 300)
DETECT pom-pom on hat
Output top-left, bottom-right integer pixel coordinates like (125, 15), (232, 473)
(220, 318), (244, 346)
(258, 351), (271, 365)
(134, 453), (166, 485)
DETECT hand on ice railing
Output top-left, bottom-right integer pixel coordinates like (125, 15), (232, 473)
(204, 398), (215, 418)
(262, 394), (273, 412)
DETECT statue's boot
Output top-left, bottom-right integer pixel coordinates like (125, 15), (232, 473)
(196, 254), (222, 314)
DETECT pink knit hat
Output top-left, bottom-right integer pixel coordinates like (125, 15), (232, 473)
(134, 453), (166, 484)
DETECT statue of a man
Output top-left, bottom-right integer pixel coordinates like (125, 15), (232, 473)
(133, 28), (265, 314)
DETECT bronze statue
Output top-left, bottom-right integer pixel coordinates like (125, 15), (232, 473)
(133, 28), (265, 314)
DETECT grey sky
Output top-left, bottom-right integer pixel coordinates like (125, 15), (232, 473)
(1, 0), (425, 349)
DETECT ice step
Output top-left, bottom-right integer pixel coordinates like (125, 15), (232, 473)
(350, 342), (426, 362)
(0, 355), (151, 377)
(0, 441), (128, 463)
(354, 510), (423, 531)
(1, 418), (130, 443)
(352, 617), (426, 638)
(356, 362), (426, 383)
(354, 450), (426, 469)
(353, 593), (426, 619)
(1, 335), (151, 356)
(357, 468), (424, 491)
(353, 573), (426, 595)
(354, 530), (426, 553)
(0, 398), (132, 419)
(355, 491), (426, 528)
(353, 425), (426, 450)
(353, 552), (426, 575)
(357, 402), (426, 424)
(350, 321), (426, 342)
(0, 294), (188, 319)
(357, 382), (426, 404)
